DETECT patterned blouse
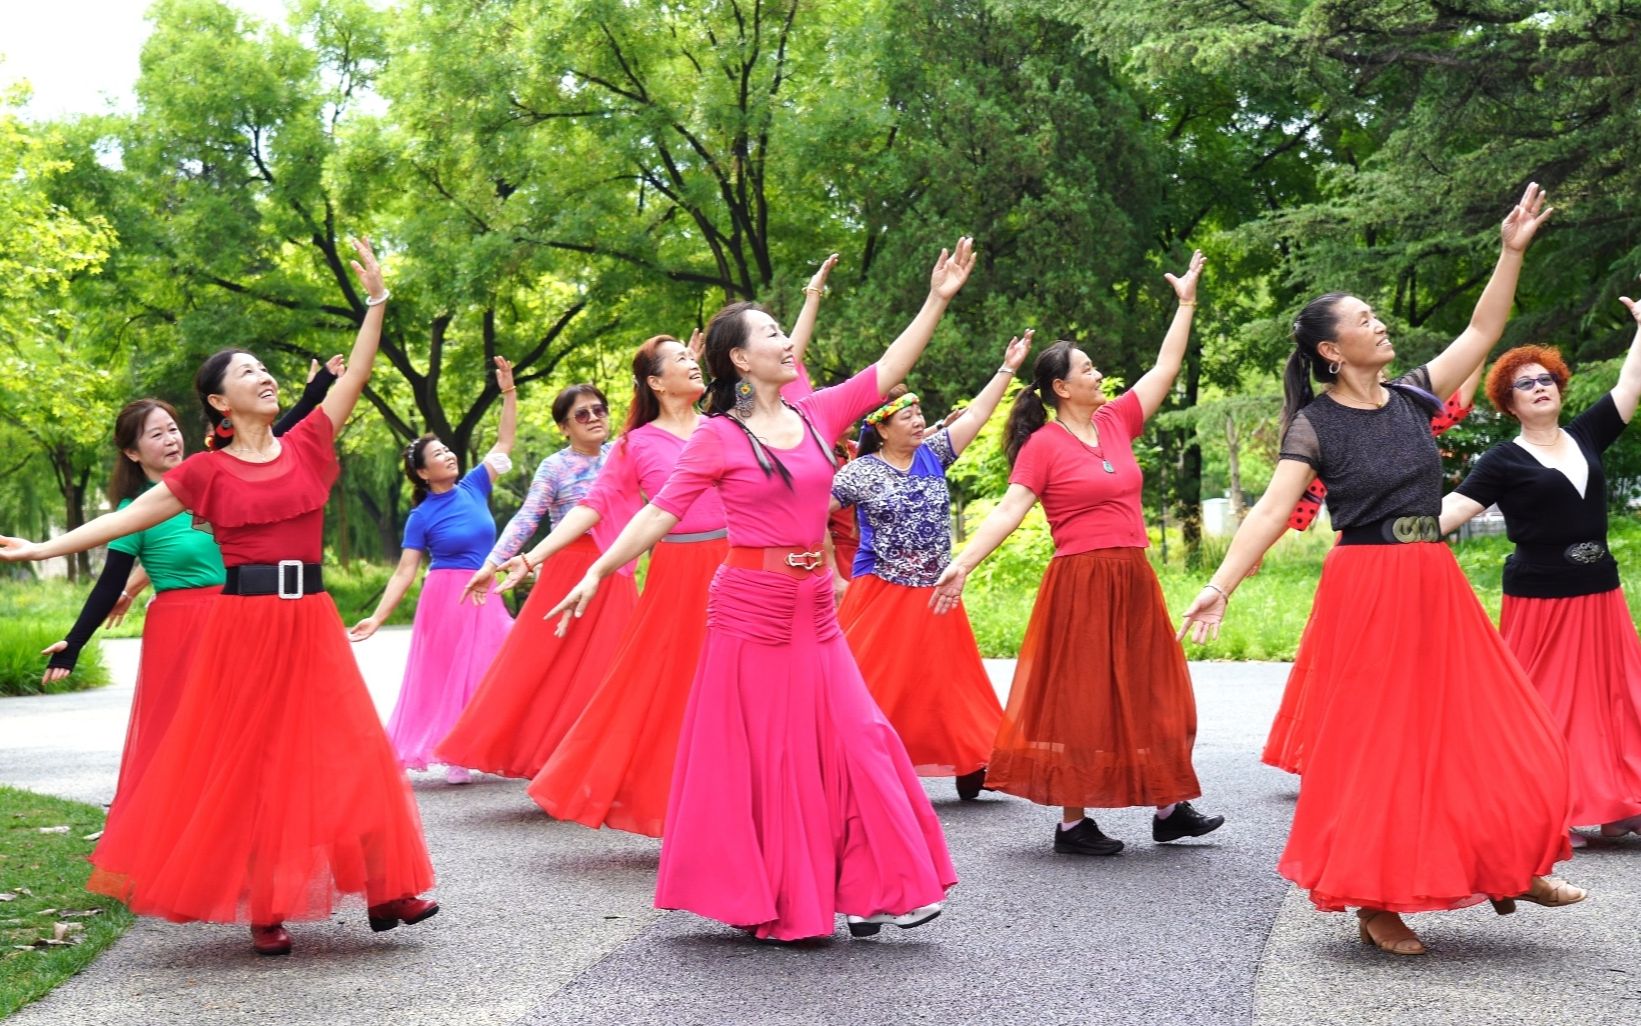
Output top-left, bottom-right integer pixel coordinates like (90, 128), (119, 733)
(830, 428), (957, 587)
(486, 444), (611, 566)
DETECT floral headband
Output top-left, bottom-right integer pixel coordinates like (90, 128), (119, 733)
(864, 392), (920, 427)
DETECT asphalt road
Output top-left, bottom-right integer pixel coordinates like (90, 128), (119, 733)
(1, 632), (1635, 1026)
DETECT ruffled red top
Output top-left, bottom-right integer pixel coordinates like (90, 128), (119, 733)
(164, 409), (338, 566)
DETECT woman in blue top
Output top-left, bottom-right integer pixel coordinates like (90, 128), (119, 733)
(349, 357), (518, 783)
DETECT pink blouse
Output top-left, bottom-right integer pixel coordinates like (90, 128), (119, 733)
(583, 421), (727, 536)
(653, 366), (885, 547)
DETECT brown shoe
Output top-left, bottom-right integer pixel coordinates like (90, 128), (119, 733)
(250, 923), (291, 956)
(1356, 909), (1426, 956)
(367, 895), (440, 933)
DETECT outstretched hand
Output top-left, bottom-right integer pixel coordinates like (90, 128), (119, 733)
(929, 237), (976, 301)
(39, 642), (70, 685)
(686, 328), (705, 361)
(545, 573), (601, 637)
(350, 237), (386, 301)
(1500, 182), (1554, 254)
(494, 355), (515, 393)
(493, 555), (534, 595)
(807, 253), (839, 295)
(1002, 328), (1034, 373)
(929, 563), (967, 614)
(347, 616), (381, 643)
(1175, 588), (1227, 645)
(0, 536), (40, 562)
(1619, 274), (1641, 324)
(1165, 250), (1206, 305)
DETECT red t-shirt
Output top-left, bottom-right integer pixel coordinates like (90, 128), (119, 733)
(1009, 389), (1148, 556)
(164, 410), (339, 566)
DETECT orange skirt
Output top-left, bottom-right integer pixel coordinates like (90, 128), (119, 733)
(434, 537), (639, 779)
(527, 535), (724, 837)
(839, 573), (1001, 776)
(987, 547), (1200, 808)
(87, 592), (433, 924)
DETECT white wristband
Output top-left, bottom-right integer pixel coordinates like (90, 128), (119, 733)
(365, 289), (391, 307)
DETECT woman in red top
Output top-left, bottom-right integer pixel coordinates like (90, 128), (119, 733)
(0, 240), (437, 957)
(930, 251), (1222, 856)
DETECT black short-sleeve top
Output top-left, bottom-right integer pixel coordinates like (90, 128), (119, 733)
(1454, 393), (1628, 598)
(1278, 366), (1442, 528)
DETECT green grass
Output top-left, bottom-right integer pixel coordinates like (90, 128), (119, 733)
(0, 786), (134, 1019)
(0, 621), (109, 698)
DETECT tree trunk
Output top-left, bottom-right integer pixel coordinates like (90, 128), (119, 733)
(1225, 413), (1245, 527)
(1178, 351), (1204, 568)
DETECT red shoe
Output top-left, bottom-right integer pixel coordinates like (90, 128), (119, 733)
(250, 923), (291, 956)
(367, 896), (440, 933)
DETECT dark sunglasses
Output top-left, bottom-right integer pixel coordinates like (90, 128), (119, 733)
(571, 403), (609, 424)
(1510, 373), (1558, 392)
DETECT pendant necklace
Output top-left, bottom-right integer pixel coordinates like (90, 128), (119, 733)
(1059, 421), (1115, 473)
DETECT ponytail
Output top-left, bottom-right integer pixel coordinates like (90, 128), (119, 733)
(1004, 340), (1075, 465)
(622, 335), (678, 435)
(193, 348), (254, 450)
(1281, 293), (1348, 434)
(701, 301), (762, 416)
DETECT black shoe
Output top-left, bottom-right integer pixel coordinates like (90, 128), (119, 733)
(1052, 818), (1124, 856)
(1152, 801), (1225, 843)
(955, 767), (987, 801)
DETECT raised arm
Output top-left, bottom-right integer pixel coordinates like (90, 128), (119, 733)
(1131, 250), (1205, 421)
(544, 503), (679, 634)
(788, 254), (838, 366)
(40, 549), (138, 683)
(1177, 459), (1316, 644)
(876, 237), (976, 395)
(928, 484), (1038, 614)
(322, 238), (390, 431)
(349, 546), (424, 641)
(1611, 286), (1641, 422)
(1426, 183), (1553, 398)
(0, 484), (184, 563)
(276, 355), (342, 435)
(948, 331), (1033, 456)
(489, 356), (518, 470)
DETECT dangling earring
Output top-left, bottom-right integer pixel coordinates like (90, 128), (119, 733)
(734, 379), (755, 418)
(215, 416), (235, 442)
(1326, 361), (1340, 375)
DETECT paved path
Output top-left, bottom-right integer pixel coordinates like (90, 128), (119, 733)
(1, 632), (1636, 1025)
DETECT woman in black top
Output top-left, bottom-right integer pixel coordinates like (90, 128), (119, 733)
(1440, 326), (1641, 847)
(1178, 183), (1583, 957)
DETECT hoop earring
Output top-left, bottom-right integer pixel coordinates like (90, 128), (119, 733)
(734, 379), (755, 418)
(1326, 361), (1340, 375)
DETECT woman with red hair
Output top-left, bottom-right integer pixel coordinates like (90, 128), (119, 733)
(1440, 320), (1641, 847)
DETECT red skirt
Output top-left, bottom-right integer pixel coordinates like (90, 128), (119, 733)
(434, 537), (638, 779)
(87, 591), (434, 924)
(527, 535), (724, 837)
(1276, 542), (1571, 913)
(107, 585), (220, 832)
(1263, 604), (1325, 775)
(839, 573), (1001, 776)
(987, 547), (1201, 808)
(1500, 588), (1641, 826)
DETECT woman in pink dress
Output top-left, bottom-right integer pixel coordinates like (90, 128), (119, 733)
(549, 238), (974, 942)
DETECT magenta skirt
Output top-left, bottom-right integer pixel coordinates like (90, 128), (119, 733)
(654, 564), (956, 941)
(385, 568), (514, 770)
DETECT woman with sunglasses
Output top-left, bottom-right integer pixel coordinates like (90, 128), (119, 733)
(433, 383), (634, 780)
(1179, 185), (1583, 958)
(1438, 317), (1641, 848)
(830, 331), (1031, 802)
(348, 357), (518, 784)
(931, 253), (1222, 860)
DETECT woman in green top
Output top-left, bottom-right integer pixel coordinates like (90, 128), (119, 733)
(43, 360), (339, 826)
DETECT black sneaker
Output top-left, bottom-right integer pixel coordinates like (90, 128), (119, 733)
(955, 767), (987, 801)
(1152, 801), (1225, 843)
(1052, 818), (1124, 856)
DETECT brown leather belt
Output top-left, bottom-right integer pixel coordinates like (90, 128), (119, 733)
(724, 545), (827, 580)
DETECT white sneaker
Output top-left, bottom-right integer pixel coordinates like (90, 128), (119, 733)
(845, 902), (943, 938)
(445, 766), (473, 785)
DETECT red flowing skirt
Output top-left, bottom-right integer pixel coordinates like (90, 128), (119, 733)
(527, 536), (724, 837)
(987, 548), (1201, 808)
(1276, 543), (1571, 913)
(87, 592), (434, 924)
(655, 565), (955, 941)
(1264, 604), (1325, 775)
(107, 585), (219, 832)
(839, 573), (1001, 777)
(1500, 588), (1641, 826)
(434, 537), (638, 778)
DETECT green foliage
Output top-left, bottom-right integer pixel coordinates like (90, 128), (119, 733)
(0, 786), (135, 1018)
(0, 581), (113, 696)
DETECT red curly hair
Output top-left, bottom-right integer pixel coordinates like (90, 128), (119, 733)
(1485, 345), (1572, 419)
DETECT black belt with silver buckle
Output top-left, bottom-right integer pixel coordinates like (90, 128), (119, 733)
(222, 561), (325, 598)
(1338, 515), (1442, 546)
(1516, 540), (1610, 566)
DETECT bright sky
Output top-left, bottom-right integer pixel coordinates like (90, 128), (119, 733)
(0, 0), (292, 119)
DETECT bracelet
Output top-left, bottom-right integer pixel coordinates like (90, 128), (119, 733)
(997, 366), (1016, 376)
(1178, 301), (1197, 309)
(365, 289), (391, 307)
(520, 555), (535, 575)
(802, 286), (824, 296)
(1203, 582), (1228, 600)
(119, 590), (130, 601)
(501, 386), (517, 394)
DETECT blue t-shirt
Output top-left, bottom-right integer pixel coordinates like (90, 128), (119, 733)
(831, 428), (957, 587)
(402, 465), (499, 571)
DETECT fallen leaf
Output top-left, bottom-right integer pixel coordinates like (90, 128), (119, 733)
(36, 826), (69, 835)
(81, 830), (103, 842)
(34, 909), (57, 916)
(56, 909), (102, 919)
(0, 893), (15, 902)
(52, 923), (83, 942)
(13, 888), (31, 896)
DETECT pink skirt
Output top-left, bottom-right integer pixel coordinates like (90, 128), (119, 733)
(655, 564), (955, 941)
(385, 568), (514, 770)
(1500, 588), (1641, 826)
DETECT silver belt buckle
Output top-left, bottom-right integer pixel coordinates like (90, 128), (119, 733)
(1565, 541), (1606, 565)
(785, 550), (823, 572)
(276, 559), (304, 600)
